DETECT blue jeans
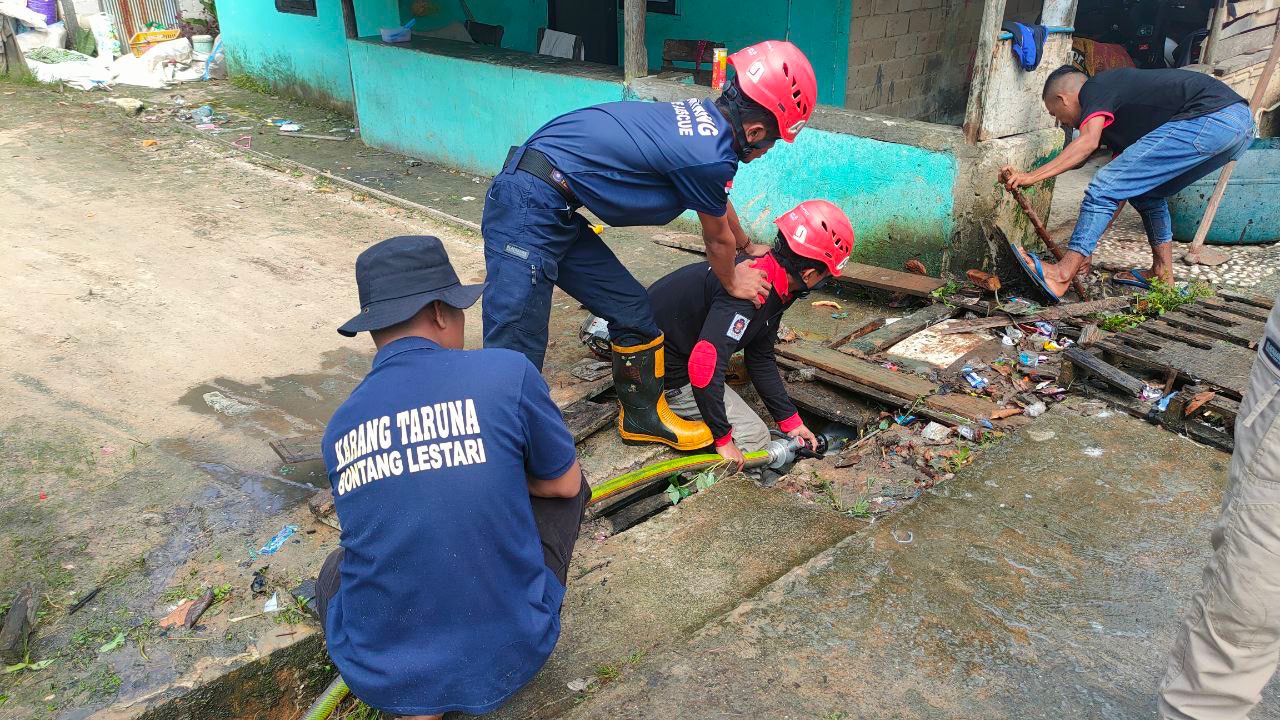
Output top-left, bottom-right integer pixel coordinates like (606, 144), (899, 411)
(481, 163), (660, 371)
(1069, 102), (1255, 257)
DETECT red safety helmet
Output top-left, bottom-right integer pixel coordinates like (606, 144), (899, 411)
(727, 40), (818, 142)
(775, 200), (854, 276)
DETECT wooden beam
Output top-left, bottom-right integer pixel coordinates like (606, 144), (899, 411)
(777, 343), (1001, 422)
(1064, 347), (1146, 397)
(836, 262), (948, 297)
(963, 0), (1009, 142)
(845, 304), (956, 355)
(623, 0), (648, 82)
(1205, 0), (1229, 65)
(777, 358), (970, 426)
(1222, 8), (1278, 39)
(826, 318), (886, 349)
(937, 296), (1132, 334)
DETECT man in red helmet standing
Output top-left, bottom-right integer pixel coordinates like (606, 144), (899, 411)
(648, 200), (855, 466)
(481, 40), (818, 451)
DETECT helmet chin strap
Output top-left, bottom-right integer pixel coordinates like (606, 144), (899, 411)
(720, 84), (767, 162)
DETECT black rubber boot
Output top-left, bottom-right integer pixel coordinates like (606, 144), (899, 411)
(611, 334), (712, 451)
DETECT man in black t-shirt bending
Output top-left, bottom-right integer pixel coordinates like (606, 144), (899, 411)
(1002, 66), (1253, 300)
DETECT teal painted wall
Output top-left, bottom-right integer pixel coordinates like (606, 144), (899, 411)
(347, 40), (626, 174)
(642, 1), (850, 106)
(704, 128), (956, 269)
(219, 0), (398, 109)
(402, 0), (546, 53)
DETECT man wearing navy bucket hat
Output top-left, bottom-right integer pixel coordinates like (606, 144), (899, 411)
(318, 235), (588, 719)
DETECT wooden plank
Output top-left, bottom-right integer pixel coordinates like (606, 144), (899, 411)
(1098, 331), (1256, 398)
(559, 398), (619, 443)
(1215, 47), (1273, 74)
(1218, 289), (1275, 309)
(835, 262), (948, 298)
(1213, 25), (1276, 66)
(777, 343), (1000, 422)
(846, 304), (956, 355)
(938, 297), (1131, 334)
(1064, 347), (1146, 397)
(1222, 8), (1278, 38)
(826, 318), (885, 349)
(1201, 295), (1271, 322)
(777, 358), (971, 426)
(1158, 310), (1261, 348)
(1143, 321), (1217, 350)
(1232, 0), (1280, 17)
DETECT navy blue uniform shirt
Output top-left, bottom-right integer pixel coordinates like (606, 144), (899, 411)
(321, 337), (577, 716)
(526, 98), (738, 227)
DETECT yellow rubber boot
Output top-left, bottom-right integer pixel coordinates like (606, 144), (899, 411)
(611, 334), (713, 451)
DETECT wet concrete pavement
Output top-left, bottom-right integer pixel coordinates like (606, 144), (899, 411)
(557, 403), (1280, 719)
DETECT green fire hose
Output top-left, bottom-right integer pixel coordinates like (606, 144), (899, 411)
(301, 675), (349, 720)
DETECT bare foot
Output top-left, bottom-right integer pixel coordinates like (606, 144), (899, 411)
(1014, 246), (1072, 298)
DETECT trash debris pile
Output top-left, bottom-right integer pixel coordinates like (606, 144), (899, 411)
(2, 3), (225, 91)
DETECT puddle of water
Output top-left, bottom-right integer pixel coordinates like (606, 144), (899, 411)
(176, 348), (369, 440)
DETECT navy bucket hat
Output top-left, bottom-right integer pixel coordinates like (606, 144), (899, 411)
(338, 235), (484, 337)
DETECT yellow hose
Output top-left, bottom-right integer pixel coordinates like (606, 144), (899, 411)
(301, 675), (349, 720)
(588, 449), (771, 505)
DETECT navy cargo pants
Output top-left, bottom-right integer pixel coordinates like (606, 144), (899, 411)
(481, 149), (661, 371)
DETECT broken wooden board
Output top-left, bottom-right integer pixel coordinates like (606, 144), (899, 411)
(778, 357), (968, 426)
(1064, 346), (1146, 397)
(270, 393), (621, 464)
(559, 398), (619, 442)
(938, 297), (1132, 334)
(1201, 294), (1272, 322)
(835, 262), (948, 298)
(845, 304), (956, 355)
(1097, 327), (1257, 399)
(777, 342), (1002, 422)
(1150, 310), (1263, 349)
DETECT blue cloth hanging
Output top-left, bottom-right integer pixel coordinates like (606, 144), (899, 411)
(1002, 21), (1048, 71)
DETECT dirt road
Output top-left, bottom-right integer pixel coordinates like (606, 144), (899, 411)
(0, 83), (487, 718)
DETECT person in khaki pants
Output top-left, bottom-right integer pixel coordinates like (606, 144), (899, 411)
(1159, 291), (1280, 719)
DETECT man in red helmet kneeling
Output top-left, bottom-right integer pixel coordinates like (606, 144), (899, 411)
(648, 201), (855, 467)
(481, 40), (819, 452)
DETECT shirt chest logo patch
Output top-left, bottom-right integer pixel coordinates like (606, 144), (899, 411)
(1263, 336), (1280, 376)
(727, 313), (750, 341)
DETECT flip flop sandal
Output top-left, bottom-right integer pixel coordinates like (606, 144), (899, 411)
(1111, 268), (1152, 289)
(1008, 241), (1061, 304)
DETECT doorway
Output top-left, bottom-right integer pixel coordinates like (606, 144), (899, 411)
(548, 0), (620, 65)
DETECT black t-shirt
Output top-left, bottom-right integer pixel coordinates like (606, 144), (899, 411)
(1078, 68), (1245, 151)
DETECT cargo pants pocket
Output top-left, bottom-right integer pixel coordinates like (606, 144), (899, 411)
(482, 245), (556, 337)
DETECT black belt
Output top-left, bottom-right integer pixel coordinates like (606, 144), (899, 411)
(507, 146), (579, 207)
